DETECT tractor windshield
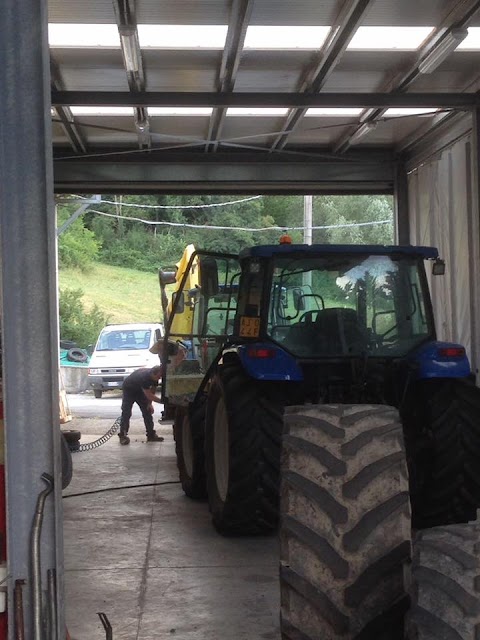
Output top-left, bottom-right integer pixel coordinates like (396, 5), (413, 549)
(267, 253), (434, 358)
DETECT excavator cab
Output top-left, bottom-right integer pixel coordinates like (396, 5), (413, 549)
(159, 249), (240, 408)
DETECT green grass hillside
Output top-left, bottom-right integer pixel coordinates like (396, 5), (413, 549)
(59, 263), (163, 324)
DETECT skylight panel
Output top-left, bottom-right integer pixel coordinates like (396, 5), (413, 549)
(48, 24), (120, 47)
(348, 27), (433, 50)
(70, 107), (134, 116)
(137, 25), (228, 49)
(384, 108), (439, 117)
(149, 107), (213, 116)
(456, 27), (480, 49)
(244, 26), (330, 50)
(226, 108), (289, 116)
(305, 108), (363, 116)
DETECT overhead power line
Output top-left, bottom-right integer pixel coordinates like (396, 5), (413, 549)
(68, 194), (263, 209)
(86, 208), (391, 233)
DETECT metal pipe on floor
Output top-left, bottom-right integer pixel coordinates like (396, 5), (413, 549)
(47, 569), (58, 640)
(98, 612), (113, 640)
(30, 473), (53, 640)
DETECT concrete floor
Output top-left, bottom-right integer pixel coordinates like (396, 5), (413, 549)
(63, 416), (281, 640)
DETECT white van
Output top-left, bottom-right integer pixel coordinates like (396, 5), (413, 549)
(87, 323), (164, 398)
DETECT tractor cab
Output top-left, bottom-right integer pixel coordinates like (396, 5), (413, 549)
(159, 243), (468, 409)
(234, 244), (439, 359)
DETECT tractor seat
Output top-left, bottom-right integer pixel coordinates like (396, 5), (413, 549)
(284, 308), (366, 356)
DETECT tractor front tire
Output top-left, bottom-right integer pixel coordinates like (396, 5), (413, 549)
(406, 523), (480, 639)
(406, 378), (480, 529)
(173, 401), (207, 499)
(280, 405), (412, 640)
(205, 364), (283, 535)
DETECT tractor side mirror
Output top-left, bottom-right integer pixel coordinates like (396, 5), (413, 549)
(293, 288), (305, 311)
(159, 269), (177, 286)
(432, 258), (445, 276)
(172, 291), (185, 313)
(200, 256), (219, 298)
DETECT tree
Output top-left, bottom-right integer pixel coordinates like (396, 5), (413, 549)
(59, 288), (109, 348)
(313, 195), (394, 245)
(57, 204), (101, 271)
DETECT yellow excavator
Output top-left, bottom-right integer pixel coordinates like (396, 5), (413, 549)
(159, 243), (199, 336)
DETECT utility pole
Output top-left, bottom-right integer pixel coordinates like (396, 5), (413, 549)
(303, 195), (313, 245)
(303, 196), (313, 289)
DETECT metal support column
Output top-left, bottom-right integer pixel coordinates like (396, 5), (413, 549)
(394, 156), (410, 244)
(0, 2), (64, 638)
(468, 108), (480, 377)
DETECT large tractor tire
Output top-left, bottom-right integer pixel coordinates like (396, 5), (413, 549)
(405, 379), (480, 529)
(61, 432), (73, 490)
(406, 523), (480, 639)
(173, 401), (207, 499)
(205, 364), (283, 535)
(280, 405), (412, 640)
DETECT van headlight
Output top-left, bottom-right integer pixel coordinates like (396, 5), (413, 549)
(88, 368), (101, 375)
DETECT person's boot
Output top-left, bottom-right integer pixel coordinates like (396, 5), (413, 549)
(146, 430), (164, 442)
(118, 432), (130, 445)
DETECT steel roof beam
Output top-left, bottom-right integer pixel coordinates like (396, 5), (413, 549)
(53, 106), (87, 154)
(206, 0), (253, 153)
(50, 64), (87, 153)
(398, 111), (468, 155)
(333, 0), (480, 153)
(53, 151), (396, 194)
(50, 91), (479, 109)
(112, 0), (151, 149)
(270, 0), (374, 151)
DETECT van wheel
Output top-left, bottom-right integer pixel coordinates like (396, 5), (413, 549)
(94, 390), (103, 399)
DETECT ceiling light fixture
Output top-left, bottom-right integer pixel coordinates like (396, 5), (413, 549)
(349, 122), (377, 145)
(418, 27), (468, 74)
(119, 26), (141, 73)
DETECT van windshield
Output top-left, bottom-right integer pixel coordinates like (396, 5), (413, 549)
(96, 329), (152, 351)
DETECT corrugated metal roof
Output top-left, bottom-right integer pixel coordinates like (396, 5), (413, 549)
(48, 0), (480, 191)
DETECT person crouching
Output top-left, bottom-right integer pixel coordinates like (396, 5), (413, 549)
(118, 365), (164, 444)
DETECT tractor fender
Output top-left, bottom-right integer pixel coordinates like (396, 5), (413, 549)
(408, 340), (471, 380)
(225, 342), (303, 381)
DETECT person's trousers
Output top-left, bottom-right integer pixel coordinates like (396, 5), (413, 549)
(120, 389), (155, 436)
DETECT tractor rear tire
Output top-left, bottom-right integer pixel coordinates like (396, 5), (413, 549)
(407, 378), (480, 529)
(173, 401), (207, 499)
(61, 433), (73, 489)
(280, 404), (412, 640)
(406, 523), (480, 639)
(205, 364), (283, 535)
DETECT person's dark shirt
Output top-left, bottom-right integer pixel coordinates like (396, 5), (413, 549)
(122, 367), (158, 393)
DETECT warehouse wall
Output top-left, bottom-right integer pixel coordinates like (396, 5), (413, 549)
(407, 115), (480, 377)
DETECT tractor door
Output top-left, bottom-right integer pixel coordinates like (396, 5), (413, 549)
(160, 249), (240, 408)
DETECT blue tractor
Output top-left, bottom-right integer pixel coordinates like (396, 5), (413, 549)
(160, 242), (480, 638)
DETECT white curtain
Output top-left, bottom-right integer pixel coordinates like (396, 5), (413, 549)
(408, 135), (480, 377)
